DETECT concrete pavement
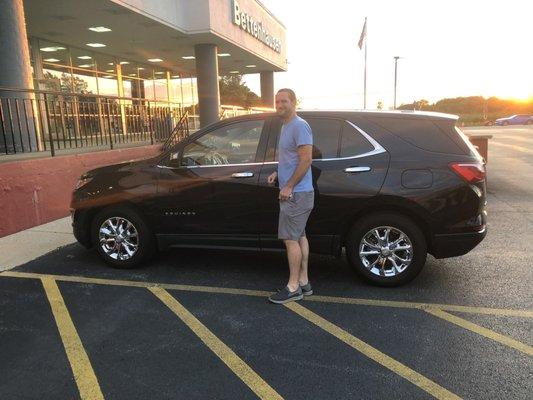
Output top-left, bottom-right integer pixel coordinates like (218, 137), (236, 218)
(0, 217), (74, 271)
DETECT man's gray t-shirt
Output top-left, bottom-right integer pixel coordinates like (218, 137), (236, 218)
(278, 115), (314, 193)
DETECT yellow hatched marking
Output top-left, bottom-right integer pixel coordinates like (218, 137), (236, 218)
(2, 271), (531, 318)
(425, 308), (533, 356)
(41, 277), (104, 400)
(285, 302), (461, 400)
(149, 287), (283, 400)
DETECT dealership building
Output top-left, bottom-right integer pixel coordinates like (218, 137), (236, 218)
(0, 0), (286, 152)
(0, 0), (287, 237)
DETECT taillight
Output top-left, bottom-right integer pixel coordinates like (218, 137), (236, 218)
(449, 162), (486, 183)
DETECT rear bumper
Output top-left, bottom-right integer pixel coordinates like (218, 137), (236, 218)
(430, 227), (487, 259)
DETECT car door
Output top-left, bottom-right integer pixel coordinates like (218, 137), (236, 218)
(155, 116), (269, 249)
(257, 116), (390, 254)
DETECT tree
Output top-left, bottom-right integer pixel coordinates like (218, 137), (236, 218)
(219, 74), (262, 108)
(398, 96), (533, 125)
(41, 72), (93, 94)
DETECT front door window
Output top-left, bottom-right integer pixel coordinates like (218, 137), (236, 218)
(181, 119), (264, 166)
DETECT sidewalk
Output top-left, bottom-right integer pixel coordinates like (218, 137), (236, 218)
(0, 217), (74, 271)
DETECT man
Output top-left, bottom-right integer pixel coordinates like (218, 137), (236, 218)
(268, 88), (315, 304)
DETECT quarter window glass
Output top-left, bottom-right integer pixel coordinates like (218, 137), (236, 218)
(340, 122), (374, 157)
(181, 119), (264, 166)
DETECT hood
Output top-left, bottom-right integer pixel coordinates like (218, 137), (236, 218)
(83, 157), (155, 178)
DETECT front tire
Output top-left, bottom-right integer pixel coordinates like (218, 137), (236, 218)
(346, 213), (427, 286)
(91, 206), (156, 269)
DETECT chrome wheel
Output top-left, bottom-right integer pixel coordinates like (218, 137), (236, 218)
(99, 217), (139, 261)
(359, 226), (413, 277)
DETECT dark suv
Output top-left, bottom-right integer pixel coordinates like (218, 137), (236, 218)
(71, 111), (487, 286)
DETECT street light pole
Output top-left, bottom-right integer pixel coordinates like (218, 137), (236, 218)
(393, 56), (400, 109)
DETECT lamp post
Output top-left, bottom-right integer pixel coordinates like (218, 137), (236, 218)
(393, 56), (401, 109)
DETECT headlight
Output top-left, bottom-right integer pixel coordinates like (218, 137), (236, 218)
(75, 176), (93, 190)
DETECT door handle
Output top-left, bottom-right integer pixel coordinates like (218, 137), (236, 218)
(231, 172), (254, 178)
(344, 166), (371, 173)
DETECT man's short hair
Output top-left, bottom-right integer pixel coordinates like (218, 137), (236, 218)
(277, 88), (297, 104)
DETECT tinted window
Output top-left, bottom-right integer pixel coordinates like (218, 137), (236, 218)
(340, 122), (374, 157)
(273, 117), (342, 160)
(307, 118), (342, 159)
(181, 119), (264, 166)
(366, 117), (465, 154)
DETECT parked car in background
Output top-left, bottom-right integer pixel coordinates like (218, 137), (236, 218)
(494, 114), (533, 126)
(71, 111), (487, 286)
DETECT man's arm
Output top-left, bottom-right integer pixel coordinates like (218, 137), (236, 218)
(279, 144), (312, 200)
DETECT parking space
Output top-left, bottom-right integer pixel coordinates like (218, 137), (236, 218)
(1, 258), (531, 400)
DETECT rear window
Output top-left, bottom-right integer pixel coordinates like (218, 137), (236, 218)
(366, 116), (467, 155)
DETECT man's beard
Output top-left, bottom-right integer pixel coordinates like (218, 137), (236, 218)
(276, 108), (288, 117)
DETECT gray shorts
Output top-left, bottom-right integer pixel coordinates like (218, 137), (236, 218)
(278, 191), (315, 241)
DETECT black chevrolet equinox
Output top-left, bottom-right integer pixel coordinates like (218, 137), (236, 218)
(71, 111), (487, 286)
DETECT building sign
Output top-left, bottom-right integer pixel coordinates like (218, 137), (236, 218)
(232, 0), (282, 53)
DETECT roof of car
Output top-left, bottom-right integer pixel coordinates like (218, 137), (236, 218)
(223, 110), (459, 122)
(297, 110), (459, 120)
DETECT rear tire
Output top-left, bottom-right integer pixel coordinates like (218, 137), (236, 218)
(91, 206), (156, 269)
(346, 213), (427, 286)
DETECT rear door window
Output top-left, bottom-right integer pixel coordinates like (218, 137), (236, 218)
(273, 117), (342, 160)
(307, 118), (342, 159)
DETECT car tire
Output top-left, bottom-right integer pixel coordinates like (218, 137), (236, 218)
(91, 206), (156, 269)
(346, 213), (427, 287)
(527, 120), (533, 125)
(502, 121), (509, 126)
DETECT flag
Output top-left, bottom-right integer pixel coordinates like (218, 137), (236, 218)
(358, 18), (367, 50)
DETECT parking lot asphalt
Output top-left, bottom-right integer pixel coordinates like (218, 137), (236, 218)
(1, 126), (532, 400)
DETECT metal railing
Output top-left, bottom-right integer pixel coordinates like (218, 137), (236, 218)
(0, 87), (187, 157)
(0, 87), (274, 158)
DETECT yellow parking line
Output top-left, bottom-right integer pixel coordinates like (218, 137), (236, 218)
(2, 271), (532, 318)
(425, 308), (533, 356)
(41, 277), (104, 400)
(149, 287), (283, 400)
(304, 295), (533, 318)
(285, 302), (461, 400)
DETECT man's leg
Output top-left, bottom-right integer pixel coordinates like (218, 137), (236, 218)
(298, 235), (310, 285)
(284, 239), (302, 291)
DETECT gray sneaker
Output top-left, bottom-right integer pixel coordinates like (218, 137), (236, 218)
(268, 286), (303, 304)
(300, 282), (313, 296)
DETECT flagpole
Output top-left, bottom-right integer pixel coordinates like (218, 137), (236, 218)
(363, 17), (367, 109)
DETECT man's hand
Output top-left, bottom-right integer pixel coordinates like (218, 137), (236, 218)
(267, 171), (278, 185)
(279, 185), (293, 201)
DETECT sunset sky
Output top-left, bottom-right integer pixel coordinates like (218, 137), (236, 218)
(244, 0), (533, 110)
